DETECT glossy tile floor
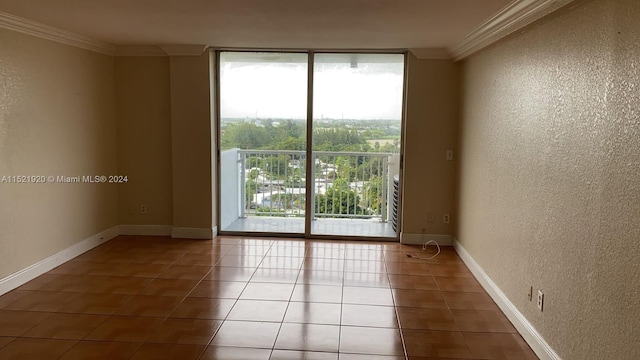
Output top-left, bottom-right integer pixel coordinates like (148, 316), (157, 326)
(0, 236), (538, 359)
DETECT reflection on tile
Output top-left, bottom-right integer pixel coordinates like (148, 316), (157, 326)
(275, 323), (340, 352)
(240, 282), (294, 301)
(284, 302), (341, 325)
(0, 235), (538, 360)
(343, 272), (390, 288)
(218, 255), (264, 268)
(206, 267), (256, 282)
(259, 256), (304, 270)
(251, 268), (300, 284)
(271, 349), (338, 359)
(343, 286), (394, 306)
(297, 270), (344, 285)
(209, 321), (280, 348)
(290, 284), (343, 304)
(339, 326), (403, 356)
(226, 300), (288, 322)
(189, 281), (247, 299)
(200, 346), (271, 360)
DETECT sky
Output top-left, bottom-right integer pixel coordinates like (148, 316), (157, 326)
(219, 53), (404, 121)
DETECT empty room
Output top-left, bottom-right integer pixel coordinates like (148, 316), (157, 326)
(0, 0), (638, 359)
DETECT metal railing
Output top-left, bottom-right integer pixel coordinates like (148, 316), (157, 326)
(237, 149), (392, 222)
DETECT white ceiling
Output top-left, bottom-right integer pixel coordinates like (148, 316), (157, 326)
(0, 0), (514, 50)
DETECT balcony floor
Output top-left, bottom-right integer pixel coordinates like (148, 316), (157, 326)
(223, 217), (397, 239)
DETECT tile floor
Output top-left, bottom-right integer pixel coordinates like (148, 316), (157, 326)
(0, 236), (538, 359)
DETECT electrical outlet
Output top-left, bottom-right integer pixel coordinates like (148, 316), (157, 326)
(443, 213), (450, 224)
(427, 213), (434, 223)
(537, 290), (544, 311)
(140, 205), (147, 214)
(527, 286), (533, 301)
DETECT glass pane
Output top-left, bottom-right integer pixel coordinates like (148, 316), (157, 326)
(219, 52), (308, 234)
(311, 53), (404, 237)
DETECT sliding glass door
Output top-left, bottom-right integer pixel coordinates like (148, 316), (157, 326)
(217, 51), (404, 239)
(311, 54), (404, 237)
(218, 52), (308, 234)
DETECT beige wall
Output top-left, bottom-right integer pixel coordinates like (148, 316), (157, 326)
(401, 53), (459, 238)
(0, 28), (118, 278)
(169, 54), (213, 230)
(115, 57), (173, 226)
(457, 0), (640, 358)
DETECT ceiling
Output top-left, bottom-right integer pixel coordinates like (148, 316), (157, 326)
(0, 0), (514, 50)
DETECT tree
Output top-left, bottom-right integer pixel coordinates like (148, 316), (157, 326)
(363, 176), (384, 215)
(221, 122), (270, 150)
(315, 179), (368, 217)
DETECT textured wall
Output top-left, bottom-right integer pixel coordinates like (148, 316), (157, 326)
(0, 28), (118, 278)
(115, 57), (173, 226)
(402, 53), (459, 238)
(457, 0), (640, 359)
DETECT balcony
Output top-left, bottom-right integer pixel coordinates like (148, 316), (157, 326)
(220, 149), (399, 238)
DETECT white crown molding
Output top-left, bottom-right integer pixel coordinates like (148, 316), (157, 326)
(115, 45), (168, 57)
(0, 11), (115, 55)
(159, 44), (209, 56)
(448, 0), (571, 61)
(409, 48), (451, 60)
(454, 239), (563, 360)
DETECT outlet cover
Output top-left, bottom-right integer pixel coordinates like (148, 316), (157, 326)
(537, 290), (544, 311)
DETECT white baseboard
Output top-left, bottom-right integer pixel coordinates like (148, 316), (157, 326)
(400, 233), (454, 246)
(0, 225), (120, 296)
(171, 227), (214, 239)
(118, 224), (172, 236)
(454, 240), (562, 360)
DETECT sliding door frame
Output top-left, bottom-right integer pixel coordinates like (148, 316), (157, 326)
(214, 48), (407, 242)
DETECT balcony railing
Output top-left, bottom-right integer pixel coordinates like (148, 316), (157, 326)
(225, 149), (398, 223)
